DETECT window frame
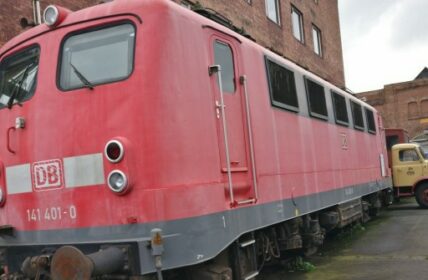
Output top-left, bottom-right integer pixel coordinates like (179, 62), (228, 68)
(312, 24), (322, 56)
(265, 56), (299, 113)
(265, 0), (281, 25)
(57, 20), (137, 92)
(350, 100), (365, 131)
(0, 44), (40, 110)
(364, 107), (376, 134)
(407, 101), (419, 119)
(213, 40), (237, 94)
(331, 90), (349, 127)
(399, 149), (420, 162)
(291, 6), (304, 43)
(304, 76), (328, 121)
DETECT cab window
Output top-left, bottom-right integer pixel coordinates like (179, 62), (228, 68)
(59, 23), (135, 91)
(399, 149), (420, 162)
(0, 46), (39, 109)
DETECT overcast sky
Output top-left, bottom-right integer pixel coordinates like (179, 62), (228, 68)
(339, 0), (428, 93)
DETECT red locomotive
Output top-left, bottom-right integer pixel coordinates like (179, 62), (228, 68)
(0, 0), (391, 279)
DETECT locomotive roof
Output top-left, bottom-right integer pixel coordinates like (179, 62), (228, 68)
(0, 0), (375, 112)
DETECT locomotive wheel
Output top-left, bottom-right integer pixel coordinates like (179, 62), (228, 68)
(415, 184), (428, 209)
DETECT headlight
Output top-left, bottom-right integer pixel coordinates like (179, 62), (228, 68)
(104, 140), (124, 163)
(107, 170), (128, 193)
(43, 5), (59, 26)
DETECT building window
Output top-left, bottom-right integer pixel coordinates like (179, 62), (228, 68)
(213, 41), (236, 93)
(365, 108), (376, 134)
(266, 0), (280, 24)
(305, 78), (328, 120)
(265, 57), (299, 112)
(331, 91), (349, 126)
(351, 101), (364, 131)
(421, 99), (428, 116)
(408, 101), (419, 119)
(291, 6), (304, 43)
(312, 25), (322, 56)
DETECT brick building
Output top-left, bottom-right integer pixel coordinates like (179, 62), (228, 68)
(358, 69), (428, 138)
(0, 0), (345, 89)
(174, 0), (345, 88)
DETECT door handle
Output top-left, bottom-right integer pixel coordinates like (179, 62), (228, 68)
(215, 100), (226, 119)
(7, 127), (16, 154)
(215, 100), (225, 109)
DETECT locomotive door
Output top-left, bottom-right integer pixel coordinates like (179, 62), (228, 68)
(207, 31), (258, 207)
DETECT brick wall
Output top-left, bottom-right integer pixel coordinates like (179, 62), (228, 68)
(0, 0), (99, 47)
(359, 79), (428, 138)
(173, 0), (345, 88)
(0, 0), (345, 88)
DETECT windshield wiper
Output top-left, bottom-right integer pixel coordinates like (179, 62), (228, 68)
(70, 63), (94, 90)
(7, 63), (33, 109)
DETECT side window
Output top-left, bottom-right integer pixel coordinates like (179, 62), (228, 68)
(59, 23), (135, 91)
(0, 46), (39, 109)
(351, 101), (364, 131)
(331, 91), (349, 126)
(365, 108), (376, 134)
(214, 41), (236, 93)
(399, 149), (420, 162)
(305, 78), (327, 120)
(265, 57), (299, 112)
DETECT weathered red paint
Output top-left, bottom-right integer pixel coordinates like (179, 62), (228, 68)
(0, 0), (389, 236)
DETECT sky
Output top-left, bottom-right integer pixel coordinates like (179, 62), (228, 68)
(339, 0), (428, 93)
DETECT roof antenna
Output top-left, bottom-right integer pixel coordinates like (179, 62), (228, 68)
(20, 0), (41, 28)
(32, 0), (42, 25)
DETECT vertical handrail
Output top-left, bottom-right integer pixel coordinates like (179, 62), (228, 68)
(240, 75), (258, 201)
(209, 65), (234, 205)
(7, 127), (16, 154)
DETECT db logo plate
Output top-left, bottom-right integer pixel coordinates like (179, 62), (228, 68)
(32, 160), (64, 190)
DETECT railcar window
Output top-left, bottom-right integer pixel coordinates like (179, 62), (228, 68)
(214, 41), (236, 93)
(331, 91), (349, 126)
(0, 46), (39, 109)
(265, 58), (299, 112)
(305, 78), (328, 120)
(351, 101), (364, 131)
(365, 108), (376, 134)
(59, 23), (135, 90)
(399, 149), (419, 162)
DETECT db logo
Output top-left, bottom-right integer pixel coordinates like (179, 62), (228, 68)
(32, 160), (64, 190)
